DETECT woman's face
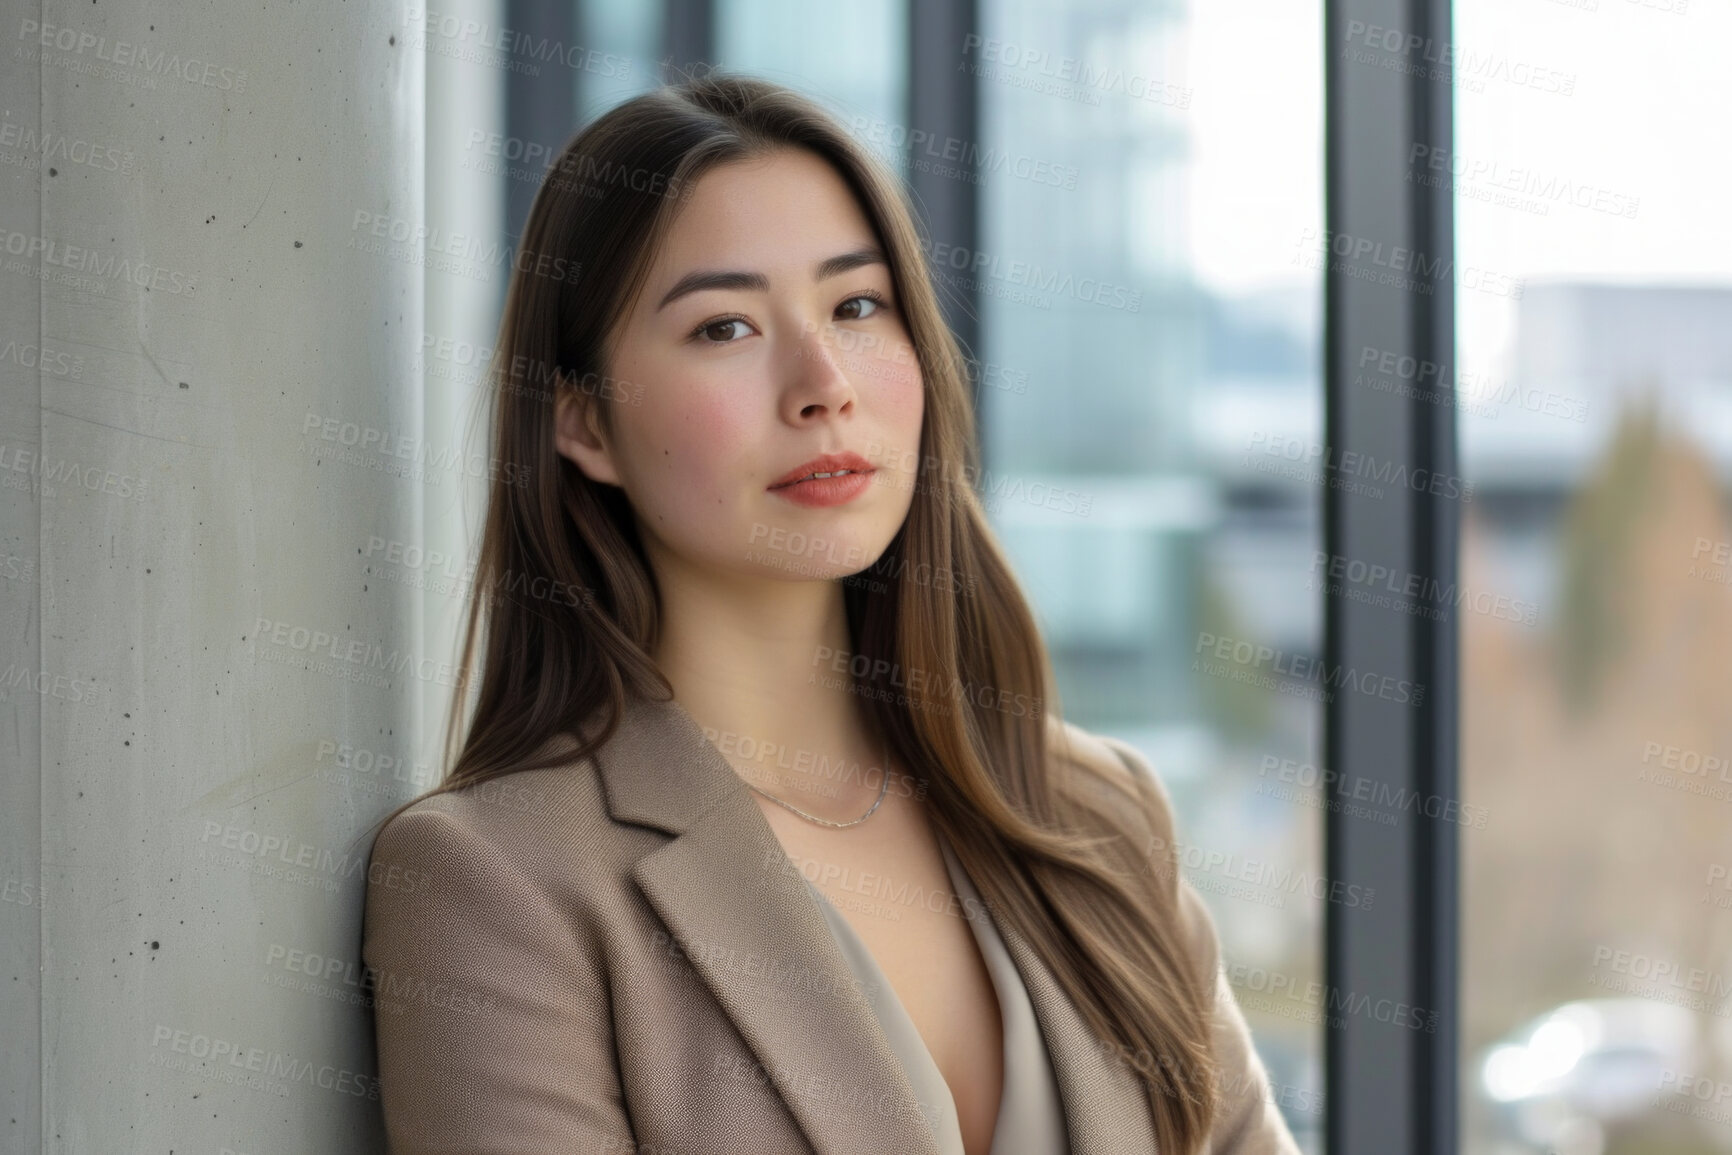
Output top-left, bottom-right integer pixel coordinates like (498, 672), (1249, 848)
(556, 147), (924, 586)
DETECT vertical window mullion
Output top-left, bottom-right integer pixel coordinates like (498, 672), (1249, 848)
(906, 0), (981, 431)
(661, 0), (715, 83)
(1324, 0), (1457, 1151)
(504, 1), (581, 248)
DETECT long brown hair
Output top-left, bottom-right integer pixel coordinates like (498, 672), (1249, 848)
(369, 71), (1217, 1148)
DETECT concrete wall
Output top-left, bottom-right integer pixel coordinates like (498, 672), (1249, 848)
(422, 0), (507, 769)
(0, 3), (452, 1149)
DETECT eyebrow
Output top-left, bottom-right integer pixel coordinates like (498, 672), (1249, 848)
(654, 246), (887, 312)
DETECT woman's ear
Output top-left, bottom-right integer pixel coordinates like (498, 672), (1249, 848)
(553, 378), (623, 487)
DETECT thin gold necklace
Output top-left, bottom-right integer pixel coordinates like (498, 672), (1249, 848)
(743, 740), (893, 829)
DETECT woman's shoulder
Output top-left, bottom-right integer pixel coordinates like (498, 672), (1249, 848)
(1044, 714), (1178, 839)
(366, 739), (616, 892)
(1047, 717), (1239, 987)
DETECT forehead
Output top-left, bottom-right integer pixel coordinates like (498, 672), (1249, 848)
(648, 148), (879, 274)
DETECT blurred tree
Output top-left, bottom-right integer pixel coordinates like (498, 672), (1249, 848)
(1463, 393), (1732, 1148)
(1555, 386), (1661, 714)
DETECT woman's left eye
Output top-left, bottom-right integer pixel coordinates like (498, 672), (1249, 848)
(836, 293), (885, 321)
(694, 317), (752, 343)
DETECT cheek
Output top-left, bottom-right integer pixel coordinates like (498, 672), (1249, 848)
(881, 365), (924, 453)
(888, 367), (923, 428)
(872, 366), (925, 501)
(628, 387), (758, 508)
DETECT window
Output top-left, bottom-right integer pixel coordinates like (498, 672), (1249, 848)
(1455, 3), (1732, 1150)
(974, 0), (1325, 1144)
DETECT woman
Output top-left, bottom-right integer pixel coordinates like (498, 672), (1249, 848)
(361, 72), (1301, 1155)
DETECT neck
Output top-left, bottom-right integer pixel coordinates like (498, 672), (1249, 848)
(647, 548), (885, 804)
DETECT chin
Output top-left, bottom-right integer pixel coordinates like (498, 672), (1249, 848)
(735, 521), (895, 585)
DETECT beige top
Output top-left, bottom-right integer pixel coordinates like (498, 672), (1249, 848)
(801, 835), (1070, 1155)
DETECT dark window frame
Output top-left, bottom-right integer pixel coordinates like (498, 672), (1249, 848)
(1324, 0), (1457, 1150)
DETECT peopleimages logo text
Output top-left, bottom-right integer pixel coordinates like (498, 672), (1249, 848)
(1246, 431), (1475, 501)
(916, 239), (1142, 312)
(1257, 755), (1489, 829)
(1195, 631), (1425, 706)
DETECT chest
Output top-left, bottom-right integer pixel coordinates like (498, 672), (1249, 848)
(756, 795), (1007, 1153)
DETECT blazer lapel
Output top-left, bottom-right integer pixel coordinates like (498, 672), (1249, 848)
(595, 693), (943, 1155)
(594, 691), (1159, 1152)
(993, 913), (1161, 1153)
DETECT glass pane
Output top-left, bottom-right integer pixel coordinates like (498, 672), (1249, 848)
(716, 0), (906, 133)
(976, 0), (1325, 1144)
(578, 0), (664, 124)
(1455, 4), (1732, 1152)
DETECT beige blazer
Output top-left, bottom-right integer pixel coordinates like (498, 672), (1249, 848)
(361, 692), (1303, 1154)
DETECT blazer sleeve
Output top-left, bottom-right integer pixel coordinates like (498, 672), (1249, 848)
(362, 806), (635, 1155)
(1177, 882), (1306, 1154)
(1096, 736), (1305, 1155)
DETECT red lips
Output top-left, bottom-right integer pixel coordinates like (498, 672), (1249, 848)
(766, 451), (876, 491)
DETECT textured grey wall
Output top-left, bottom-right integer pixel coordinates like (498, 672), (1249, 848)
(1, 3), (442, 1150)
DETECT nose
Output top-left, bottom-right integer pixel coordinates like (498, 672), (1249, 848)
(781, 320), (860, 423)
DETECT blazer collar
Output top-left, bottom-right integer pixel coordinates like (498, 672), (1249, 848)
(589, 691), (1156, 1154)
(591, 691), (743, 835)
